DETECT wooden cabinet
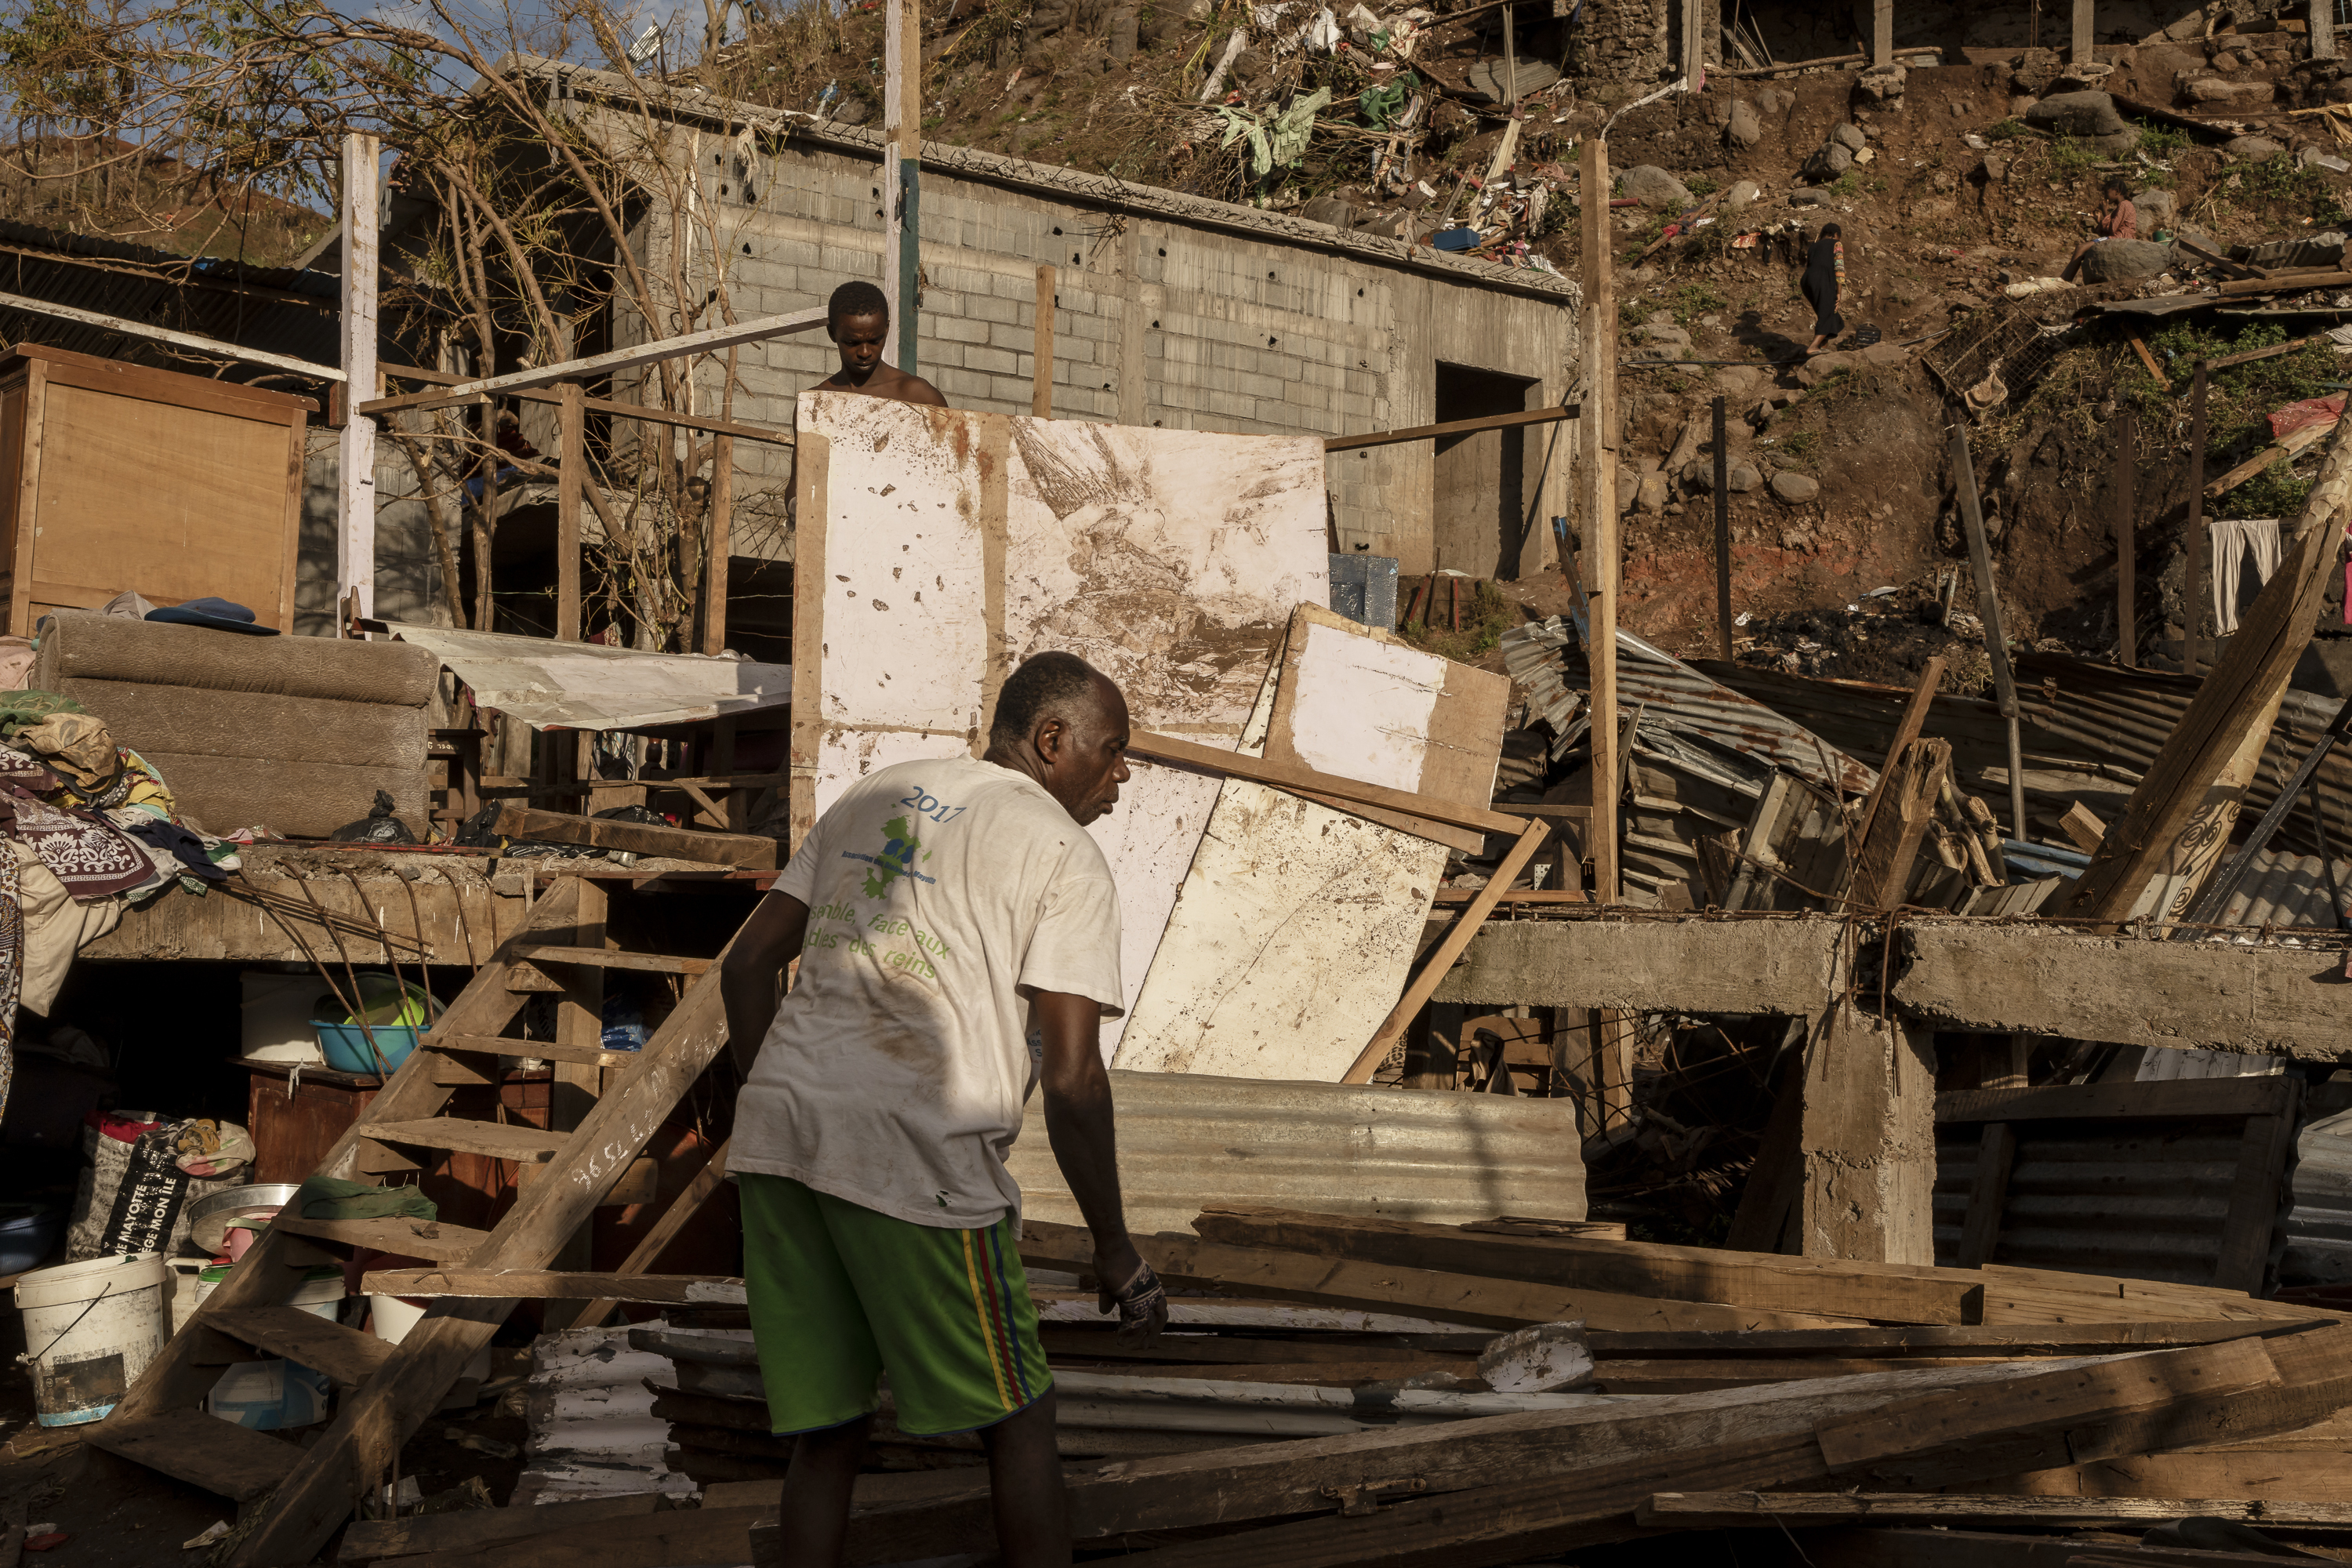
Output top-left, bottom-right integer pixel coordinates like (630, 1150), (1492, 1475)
(0, 344), (313, 634)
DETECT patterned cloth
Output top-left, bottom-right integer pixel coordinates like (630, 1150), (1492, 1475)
(0, 849), (23, 1131)
(0, 787), (160, 900)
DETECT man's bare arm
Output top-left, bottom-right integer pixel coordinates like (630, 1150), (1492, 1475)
(720, 892), (811, 1077)
(1034, 991), (1153, 1324)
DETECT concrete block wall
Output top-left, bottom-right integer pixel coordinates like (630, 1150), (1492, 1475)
(594, 100), (1579, 579)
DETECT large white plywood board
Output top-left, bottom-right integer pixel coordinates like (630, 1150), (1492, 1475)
(789, 394), (1330, 1050)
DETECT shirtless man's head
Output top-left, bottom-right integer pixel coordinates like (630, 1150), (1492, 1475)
(815, 281), (948, 408)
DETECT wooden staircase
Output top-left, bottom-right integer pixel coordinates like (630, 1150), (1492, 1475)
(89, 879), (738, 1566)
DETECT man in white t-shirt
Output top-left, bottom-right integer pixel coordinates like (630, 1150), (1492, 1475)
(719, 649), (1166, 1567)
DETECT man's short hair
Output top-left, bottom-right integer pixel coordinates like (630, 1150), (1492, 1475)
(829, 281), (890, 335)
(990, 651), (1102, 745)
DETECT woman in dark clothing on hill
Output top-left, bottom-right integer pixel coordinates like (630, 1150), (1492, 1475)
(1801, 222), (1845, 356)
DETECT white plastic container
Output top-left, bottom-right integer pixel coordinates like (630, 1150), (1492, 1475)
(369, 1295), (492, 1409)
(204, 1267), (345, 1430)
(14, 1251), (168, 1426)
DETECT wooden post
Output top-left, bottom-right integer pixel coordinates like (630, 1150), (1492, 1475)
(1579, 134), (1621, 903)
(1680, 0), (1704, 82)
(1951, 425), (2025, 841)
(2116, 401), (2136, 668)
(702, 434), (733, 655)
(1033, 263), (1056, 417)
(1504, 3), (1517, 107)
(2319, 0), (2339, 63)
(1713, 394), (1731, 661)
(2185, 361), (2210, 677)
(2071, 0), (2095, 65)
(1871, 0), (1893, 67)
(884, 0), (922, 376)
(1800, 1000), (1937, 1265)
(542, 877), (608, 1330)
(1954, 1122), (2016, 1269)
(557, 382), (583, 641)
(338, 132), (380, 620)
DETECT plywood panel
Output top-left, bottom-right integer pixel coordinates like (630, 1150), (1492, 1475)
(793, 393), (1332, 1051)
(34, 380), (292, 623)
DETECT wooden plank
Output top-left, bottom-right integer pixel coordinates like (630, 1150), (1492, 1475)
(1937, 1079), (2297, 1124)
(396, 1506), (775, 1568)
(1581, 130), (1618, 901)
(267, 1213), (487, 1260)
(362, 1269), (744, 1303)
(2127, 331), (2171, 389)
(576, 1138), (731, 1330)
(1341, 817), (1551, 1082)
(1019, 1219), (1865, 1332)
(1802, 1527), (2324, 1568)
(557, 382), (583, 641)
(355, 307), (831, 417)
(2216, 268), (2352, 296)
(339, 1494), (662, 1563)
(1127, 729), (1526, 837)
(702, 432), (732, 655)
(426, 1033), (641, 1069)
(1954, 1122), (2015, 1270)
(207, 1305), (397, 1387)
(1032, 263), (1055, 416)
(365, 1116), (568, 1163)
(1185, 1207), (1985, 1326)
(512, 945), (712, 976)
(1849, 739), (1951, 908)
(1810, 1334), (2283, 1472)
(378, 365), (793, 447)
(1325, 405), (1577, 455)
(0, 288), (347, 384)
(1850, 657), (1945, 858)
(2058, 801), (2107, 851)
(1586, 1323), (2281, 1355)
(86, 1407), (300, 1502)
(1638, 1492), (2352, 1530)
(337, 132), (379, 617)
(493, 804), (777, 869)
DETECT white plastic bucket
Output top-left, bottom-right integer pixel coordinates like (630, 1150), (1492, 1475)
(204, 1269), (345, 1431)
(369, 1296), (491, 1409)
(14, 1251), (168, 1427)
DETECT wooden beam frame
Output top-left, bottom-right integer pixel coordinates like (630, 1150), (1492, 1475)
(379, 363), (795, 447)
(1324, 404), (1579, 453)
(0, 288), (346, 382)
(355, 307), (829, 417)
(337, 132), (380, 620)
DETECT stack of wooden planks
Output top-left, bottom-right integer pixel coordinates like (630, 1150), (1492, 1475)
(345, 1204), (2352, 1568)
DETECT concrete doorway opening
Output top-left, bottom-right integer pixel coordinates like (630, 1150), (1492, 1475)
(1432, 361), (1540, 580)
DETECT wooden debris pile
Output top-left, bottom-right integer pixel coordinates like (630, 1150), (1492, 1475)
(346, 1205), (2352, 1568)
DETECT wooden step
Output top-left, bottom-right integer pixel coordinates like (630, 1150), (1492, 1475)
(365, 1117), (567, 1163)
(207, 1306), (397, 1388)
(429, 1032), (644, 1069)
(510, 945), (712, 976)
(268, 1214), (489, 1262)
(87, 1406), (301, 1501)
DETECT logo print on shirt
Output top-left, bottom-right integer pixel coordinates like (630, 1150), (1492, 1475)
(842, 814), (937, 897)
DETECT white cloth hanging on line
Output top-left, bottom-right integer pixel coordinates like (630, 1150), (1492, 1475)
(2211, 516), (2284, 635)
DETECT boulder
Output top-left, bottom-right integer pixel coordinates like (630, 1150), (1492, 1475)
(1756, 85), (1794, 117)
(1857, 342), (1909, 370)
(1107, 5), (1139, 56)
(1619, 164), (1693, 209)
(2226, 133), (2285, 160)
(1788, 187), (1831, 206)
(1727, 462), (1763, 492)
(1727, 98), (1762, 147)
(2024, 89), (2127, 136)
(1802, 143), (1854, 183)
(2076, 237), (2174, 283)
(1726, 178), (1762, 210)
(1635, 470), (1671, 513)
(1715, 365), (1760, 398)
(1856, 64), (1907, 105)
(2134, 187), (2177, 230)
(1829, 122), (1867, 152)
(1771, 470), (1820, 503)
(1299, 193), (1356, 230)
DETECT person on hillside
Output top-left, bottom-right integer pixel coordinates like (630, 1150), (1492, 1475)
(2062, 179), (2139, 282)
(1801, 222), (1846, 357)
(719, 649), (1166, 1568)
(811, 278), (949, 407)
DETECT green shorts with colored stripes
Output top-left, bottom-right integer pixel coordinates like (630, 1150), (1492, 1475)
(739, 1172), (1052, 1436)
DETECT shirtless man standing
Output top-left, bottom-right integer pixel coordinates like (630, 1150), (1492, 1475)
(812, 280), (949, 407)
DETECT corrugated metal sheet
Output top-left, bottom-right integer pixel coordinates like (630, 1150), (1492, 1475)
(1008, 1069), (1585, 1237)
(2284, 1102), (2352, 1286)
(384, 621), (790, 731)
(0, 216), (337, 384)
(2218, 847), (2352, 929)
(1501, 616), (1875, 796)
(1933, 1123), (2242, 1287)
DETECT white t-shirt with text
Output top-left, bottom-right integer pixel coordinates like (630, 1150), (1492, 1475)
(733, 755), (1124, 1228)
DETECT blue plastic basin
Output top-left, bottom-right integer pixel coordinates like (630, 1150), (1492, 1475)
(314, 1022), (420, 1076)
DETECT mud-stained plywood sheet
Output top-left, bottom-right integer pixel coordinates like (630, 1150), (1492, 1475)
(792, 394), (1330, 1047)
(1116, 611), (1475, 1080)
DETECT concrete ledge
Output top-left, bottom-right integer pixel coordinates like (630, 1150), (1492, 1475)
(1892, 921), (2352, 1063)
(1432, 916), (1848, 1014)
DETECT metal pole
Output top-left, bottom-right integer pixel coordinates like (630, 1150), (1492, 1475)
(1714, 394), (1732, 661)
(1951, 424), (2027, 841)
(2115, 401), (2135, 668)
(2184, 361), (2209, 677)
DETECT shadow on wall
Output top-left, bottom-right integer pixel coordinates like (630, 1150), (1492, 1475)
(298, 433), (452, 637)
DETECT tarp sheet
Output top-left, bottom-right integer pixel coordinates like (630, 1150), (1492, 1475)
(383, 622), (789, 731)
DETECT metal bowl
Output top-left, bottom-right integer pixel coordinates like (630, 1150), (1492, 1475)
(187, 1181), (303, 1256)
